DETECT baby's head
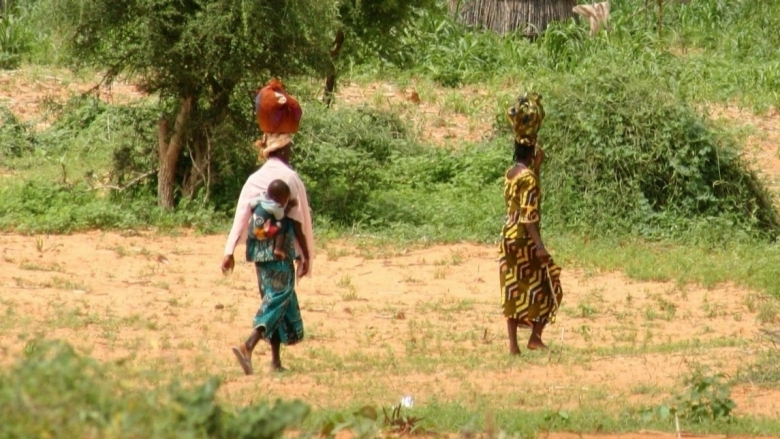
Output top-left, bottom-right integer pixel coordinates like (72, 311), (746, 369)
(267, 179), (291, 206)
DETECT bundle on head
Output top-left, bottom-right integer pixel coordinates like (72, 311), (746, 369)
(255, 79), (302, 134)
(506, 92), (545, 146)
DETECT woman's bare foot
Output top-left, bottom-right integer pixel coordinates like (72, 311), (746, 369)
(527, 334), (548, 350)
(270, 362), (287, 373)
(231, 344), (253, 375)
(509, 346), (521, 356)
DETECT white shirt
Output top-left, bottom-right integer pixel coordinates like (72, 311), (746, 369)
(223, 157), (315, 276)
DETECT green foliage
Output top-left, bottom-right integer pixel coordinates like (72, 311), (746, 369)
(0, 97), (229, 233)
(49, 0), (337, 206)
(0, 180), (226, 234)
(0, 106), (36, 158)
(323, 400), (780, 437)
(0, 2), (35, 68)
(669, 369), (736, 423)
(294, 82), (778, 241)
(293, 105), (411, 224)
(57, 0), (335, 94)
(2, 0), (780, 268)
(391, 8), (518, 86)
(2, 81), (777, 243)
(374, 0), (780, 110)
(0, 339), (309, 438)
(736, 348), (780, 388)
(319, 405), (381, 439)
(336, 0), (440, 65)
(0, 0), (66, 65)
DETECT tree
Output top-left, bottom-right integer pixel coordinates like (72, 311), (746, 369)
(320, 0), (438, 106)
(450, 0), (577, 36)
(55, 0), (445, 207)
(57, 0), (336, 208)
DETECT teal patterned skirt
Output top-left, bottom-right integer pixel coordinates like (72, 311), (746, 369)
(253, 260), (304, 345)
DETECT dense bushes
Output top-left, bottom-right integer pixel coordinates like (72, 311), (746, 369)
(2, 80), (778, 241)
(0, 340), (309, 438)
(523, 71), (779, 239)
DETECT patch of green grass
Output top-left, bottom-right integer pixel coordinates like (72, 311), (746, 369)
(757, 300), (780, 324)
(48, 276), (90, 292)
(50, 306), (97, 329)
(735, 348), (780, 389)
(546, 233), (780, 298)
(305, 402), (780, 437)
(13, 276), (89, 292)
(19, 260), (64, 272)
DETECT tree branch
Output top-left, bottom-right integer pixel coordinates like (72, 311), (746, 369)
(89, 169), (157, 192)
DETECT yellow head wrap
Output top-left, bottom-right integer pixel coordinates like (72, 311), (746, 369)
(506, 92), (545, 146)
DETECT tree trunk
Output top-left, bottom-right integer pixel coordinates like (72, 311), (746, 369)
(181, 128), (211, 201)
(157, 96), (193, 209)
(324, 29), (345, 108)
(449, 0), (577, 36)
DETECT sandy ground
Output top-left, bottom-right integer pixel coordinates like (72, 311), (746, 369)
(1, 232), (779, 425)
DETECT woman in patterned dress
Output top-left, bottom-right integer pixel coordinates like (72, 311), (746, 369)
(499, 93), (563, 355)
(222, 137), (314, 375)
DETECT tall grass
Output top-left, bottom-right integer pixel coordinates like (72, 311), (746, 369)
(359, 0), (780, 111)
(0, 0), (65, 67)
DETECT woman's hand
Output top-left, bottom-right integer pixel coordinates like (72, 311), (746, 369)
(296, 258), (310, 278)
(221, 255), (235, 275)
(533, 146), (545, 173)
(285, 198), (298, 215)
(536, 245), (551, 265)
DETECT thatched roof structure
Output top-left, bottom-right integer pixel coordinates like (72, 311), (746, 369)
(448, 0), (577, 35)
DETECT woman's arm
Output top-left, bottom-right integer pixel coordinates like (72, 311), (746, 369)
(533, 146), (545, 177)
(221, 180), (255, 274)
(224, 196), (253, 256)
(290, 219), (310, 277)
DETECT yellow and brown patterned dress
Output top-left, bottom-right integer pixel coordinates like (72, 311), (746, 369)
(499, 168), (563, 323)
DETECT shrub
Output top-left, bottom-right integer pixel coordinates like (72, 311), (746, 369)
(293, 105), (413, 224)
(0, 107), (36, 158)
(0, 339), (309, 438)
(669, 369), (736, 423)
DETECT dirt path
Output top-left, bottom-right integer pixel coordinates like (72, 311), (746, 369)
(1, 232), (778, 421)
